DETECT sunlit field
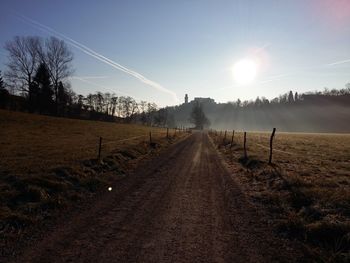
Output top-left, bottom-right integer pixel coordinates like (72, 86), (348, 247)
(210, 130), (350, 261)
(220, 130), (349, 177)
(0, 109), (170, 174)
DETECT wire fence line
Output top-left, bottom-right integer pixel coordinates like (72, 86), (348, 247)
(212, 129), (298, 156)
(211, 129), (349, 164)
(2, 128), (187, 163)
(255, 143), (295, 156)
(98, 135), (148, 146)
(100, 130), (170, 146)
(88, 128), (191, 160)
(210, 128), (297, 164)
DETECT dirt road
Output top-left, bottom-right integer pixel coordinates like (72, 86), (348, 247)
(13, 132), (298, 262)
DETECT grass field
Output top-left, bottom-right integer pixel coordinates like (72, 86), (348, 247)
(0, 109), (172, 174)
(210, 131), (350, 262)
(0, 109), (187, 255)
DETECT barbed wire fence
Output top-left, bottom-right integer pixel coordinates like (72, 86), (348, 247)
(209, 128), (298, 164)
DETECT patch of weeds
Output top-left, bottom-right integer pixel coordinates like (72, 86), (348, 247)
(67, 192), (83, 202)
(238, 156), (264, 170)
(80, 177), (105, 192)
(2, 211), (35, 229)
(8, 185), (50, 208)
(100, 158), (121, 172)
(255, 191), (283, 208)
(288, 189), (313, 210)
(306, 221), (350, 249)
(53, 167), (80, 186)
(329, 190), (350, 216)
(277, 211), (306, 240)
(286, 175), (312, 188)
(21, 175), (71, 194)
(81, 159), (99, 168)
(39, 196), (68, 210)
(149, 142), (159, 149)
(219, 140), (231, 148)
(298, 206), (323, 221)
(102, 157), (117, 166)
(0, 186), (20, 205)
(117, 149), (137, 159)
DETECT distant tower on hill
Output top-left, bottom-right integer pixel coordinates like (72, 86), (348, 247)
(185, 94), (188, 104)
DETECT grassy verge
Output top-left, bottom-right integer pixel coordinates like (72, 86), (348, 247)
(210, 131), (350, 262)
(0, 109), (189, 256)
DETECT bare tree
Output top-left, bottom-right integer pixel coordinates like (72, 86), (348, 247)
(96, 92), (104, 113)
(103, 92), (111, 115)
(118, 96), (138, 120)
(116, 97), (125, 117)
(190, 102), (210, 129)
(154, 108), (168, 127)
(110, 96), (118, 116)
(40, 37), (73, 114)
(146, 102), (158, 126)
(139, 100), (147, 113)
(0, 70), (4, 90)
(4, 36), (42, 96)
(130, 98), (139, 118)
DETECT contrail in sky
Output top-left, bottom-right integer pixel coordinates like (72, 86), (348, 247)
(327, 59), (350, 66)
(15, 14), (178, 103)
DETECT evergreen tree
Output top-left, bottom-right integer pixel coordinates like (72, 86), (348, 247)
(57, 81), (69, 115)
(28, 80), (40, 112)
(0, 71), (10, 108)
(34, 63), (54, 113)
(288, 90), (294, 103)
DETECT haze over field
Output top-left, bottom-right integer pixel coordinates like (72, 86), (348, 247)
(1, 0), (350, 107)
(1, 1), (350, 262)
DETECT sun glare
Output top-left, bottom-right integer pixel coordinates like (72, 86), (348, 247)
(232, 59), (257, 85)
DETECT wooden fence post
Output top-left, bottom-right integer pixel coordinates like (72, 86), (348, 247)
(269, 128), (276, 164)
(230, 130), (235, 148)
(166, 128), (169, 139)
(223, 130), (227, 144)
(98, 137), (102, 160)
(149, 131), (152, 145)
(243, 132), (247, 159)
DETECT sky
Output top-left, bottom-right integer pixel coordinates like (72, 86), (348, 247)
(1, 0), (350, 107)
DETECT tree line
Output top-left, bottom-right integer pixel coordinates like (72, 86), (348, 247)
(0, 36), (174, 126)
(226, 87), (350, 109)
(165, 85), (350, 132)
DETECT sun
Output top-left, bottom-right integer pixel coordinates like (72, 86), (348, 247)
(232, 59), (257, 85)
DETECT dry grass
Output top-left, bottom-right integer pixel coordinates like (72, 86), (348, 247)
(0, 109), (171, 174)
(211, 130), (350, 262)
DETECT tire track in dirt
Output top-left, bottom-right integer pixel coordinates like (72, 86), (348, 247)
(11, 132), (300, 263)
